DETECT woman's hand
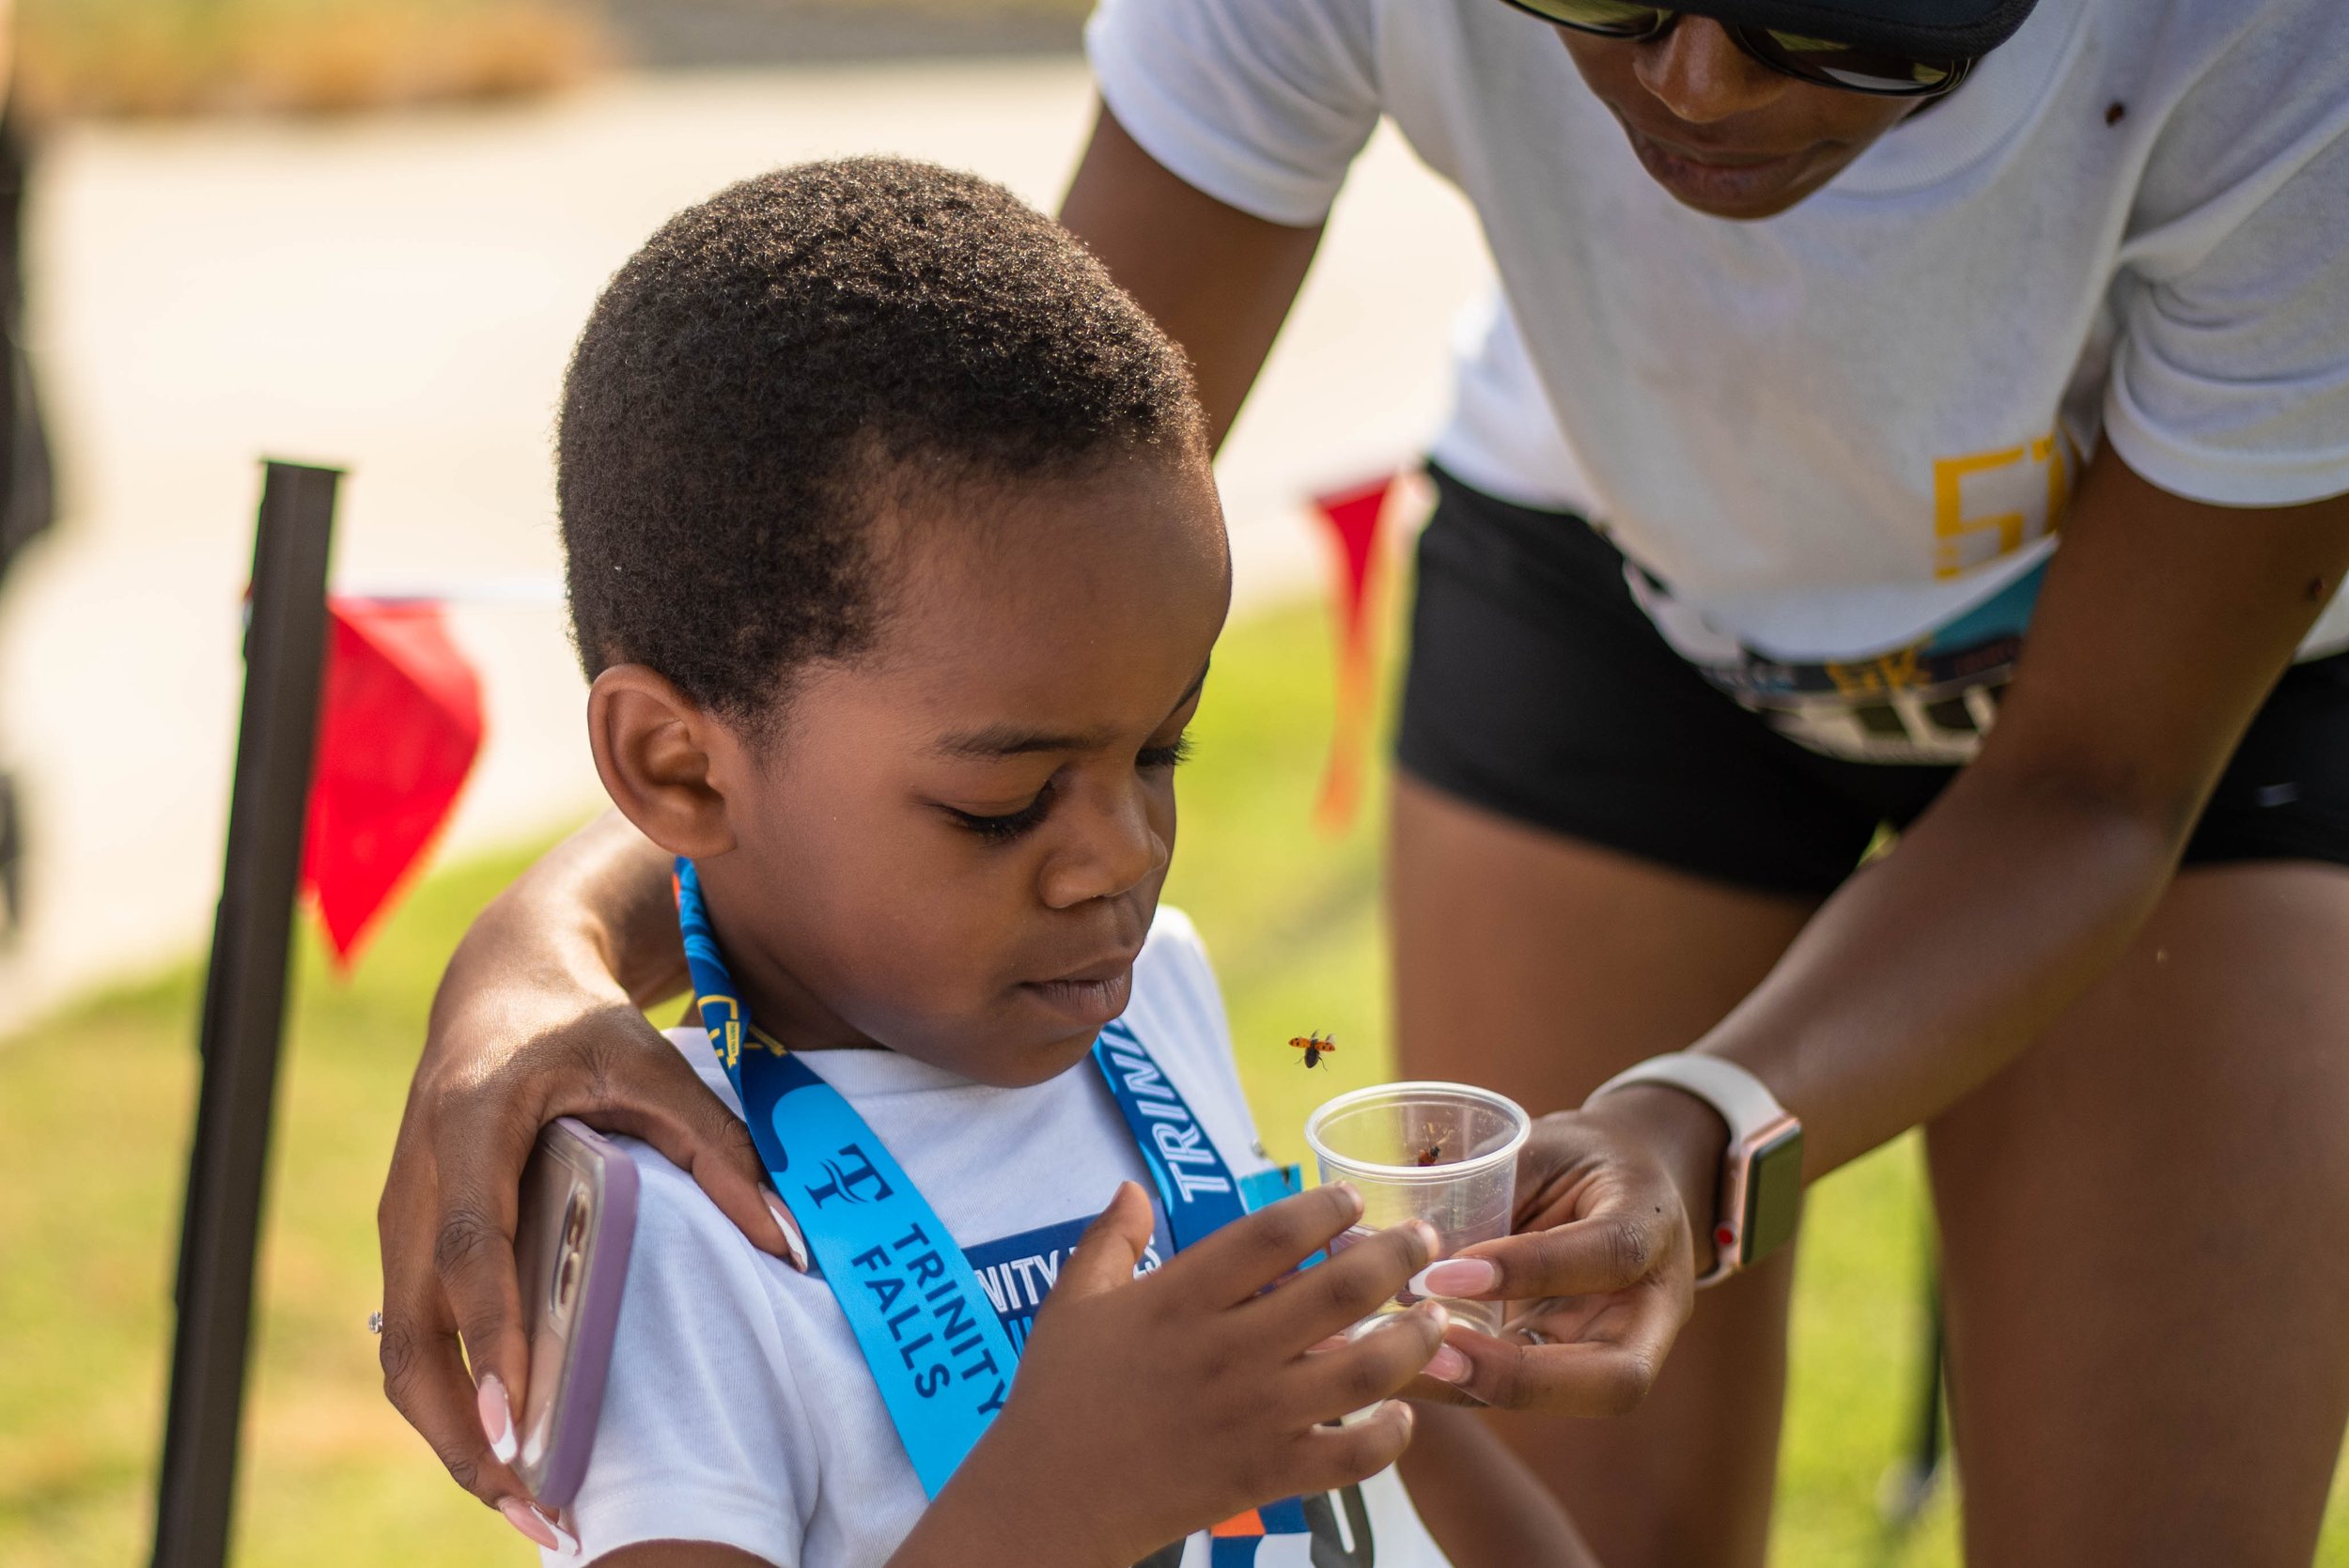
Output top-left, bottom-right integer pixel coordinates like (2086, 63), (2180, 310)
(374, 815), (805, 1533)
(899, 1182), (1456, 1568)
(1408, 1094), (1719, 1416)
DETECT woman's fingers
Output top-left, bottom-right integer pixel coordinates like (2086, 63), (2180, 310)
(543, 1007), (807, 1270)
(377, 1164), (521, 1506)
(1446, 1199), (1688, 1304)
(1245, 1219), (1438, 1349)
(425, 1106), (537, 1479)
(380, 1297), (521, 1504)
(1433, 1284), (1688, 1415)
(1157, 1183), (1365, 1308)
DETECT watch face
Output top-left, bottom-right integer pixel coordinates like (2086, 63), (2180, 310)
(1741, 1126), (1805, 1265)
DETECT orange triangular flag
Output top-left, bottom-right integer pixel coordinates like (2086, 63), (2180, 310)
(1310, 474), (1397, 833)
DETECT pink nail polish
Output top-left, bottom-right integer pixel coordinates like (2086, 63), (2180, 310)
(534, 1503), (581, 1559)
(498, 1497), (559, 1549)
(477, 1373), (518, 1465)
(1414, 1258), (1501, 1298)
(1426, 1343), (1472, 1383)
(764, 1192), (810, 1272)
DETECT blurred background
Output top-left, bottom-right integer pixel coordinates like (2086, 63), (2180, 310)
(0, 3), (2337, 1564)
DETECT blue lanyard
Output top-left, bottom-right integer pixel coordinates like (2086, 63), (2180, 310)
(673, 859), (1263, 1497)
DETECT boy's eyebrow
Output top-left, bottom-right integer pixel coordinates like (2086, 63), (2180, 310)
(932, 664), (1210, 759)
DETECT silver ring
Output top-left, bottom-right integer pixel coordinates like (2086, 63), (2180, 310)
(367, 1310), (383, 1335)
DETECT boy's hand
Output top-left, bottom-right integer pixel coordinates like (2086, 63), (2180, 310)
(906, 1182), (1451, 1568)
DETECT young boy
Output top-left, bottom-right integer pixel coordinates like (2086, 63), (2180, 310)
(541, 157), (1583, 1568)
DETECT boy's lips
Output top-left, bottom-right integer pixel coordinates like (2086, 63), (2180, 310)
(1020, 950), (1141, 1027)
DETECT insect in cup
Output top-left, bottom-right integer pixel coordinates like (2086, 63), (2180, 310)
(1305, 1081), (1530, 1336)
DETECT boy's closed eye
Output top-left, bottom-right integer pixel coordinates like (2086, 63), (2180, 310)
(938, 734), (1195, 845)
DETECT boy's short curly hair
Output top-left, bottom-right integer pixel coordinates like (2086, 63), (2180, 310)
(558, 156), (1205, 727)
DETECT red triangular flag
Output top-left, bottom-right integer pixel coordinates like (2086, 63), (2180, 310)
(1310, 474), (1397, 833)
(300, 598), (485, 966)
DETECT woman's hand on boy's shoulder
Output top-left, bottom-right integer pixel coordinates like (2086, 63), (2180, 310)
(376, 815), (806, 1530)
(901, 1182), (1451, 1568)
(1400, 1107), (1700, 1419)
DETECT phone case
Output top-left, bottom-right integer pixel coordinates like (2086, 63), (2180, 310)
(510, 1117), (639, 1509)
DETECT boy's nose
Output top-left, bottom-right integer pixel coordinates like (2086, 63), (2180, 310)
(1038, 784), (1168, 909)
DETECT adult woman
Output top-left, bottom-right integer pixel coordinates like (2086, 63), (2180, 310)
(379, 1), (2349, 1561)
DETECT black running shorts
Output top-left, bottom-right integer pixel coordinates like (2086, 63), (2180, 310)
(1394, 465), (2349, 898)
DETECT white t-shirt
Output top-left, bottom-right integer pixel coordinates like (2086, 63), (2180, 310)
(1088, 0), (2349, 671)
(556, 908), (1452, 1568)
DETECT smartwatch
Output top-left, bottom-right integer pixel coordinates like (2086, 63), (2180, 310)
(1585, 1053), (1804, 1289)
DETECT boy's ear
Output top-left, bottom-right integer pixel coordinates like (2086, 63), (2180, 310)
(586, 665), (741, 860)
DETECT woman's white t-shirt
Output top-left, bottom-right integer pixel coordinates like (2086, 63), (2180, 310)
(1088, 0), (2349, 671)
(553, 908), (1452, 1568)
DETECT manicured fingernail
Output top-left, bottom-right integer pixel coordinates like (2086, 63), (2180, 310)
(535, 1504), (581, 1559)
(764, 1191), (810, 1272)
(1426, 1343), (1472, 1383)
(498, 1497), (557, 1549)
(477, 1373), (517, 1465)
(1412, 1258), (1500, 1298)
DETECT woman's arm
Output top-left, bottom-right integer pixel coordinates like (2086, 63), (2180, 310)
(1060, 105), (1325, 449)
(1653, 455), (2349, 1179)
(377, 813), (802, 1516)
(1440, 454), (2349, 1408)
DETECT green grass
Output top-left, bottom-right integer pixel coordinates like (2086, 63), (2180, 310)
(2, 595), (2343, 1565)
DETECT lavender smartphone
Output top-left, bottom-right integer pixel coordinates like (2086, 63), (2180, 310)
(510, 1117), (638, 1509)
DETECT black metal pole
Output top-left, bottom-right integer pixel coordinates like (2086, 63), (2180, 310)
(1879, 1260), (1947, 1531)
(151, 460), (341, 1568)
(1912, 1279), (1947, 1483)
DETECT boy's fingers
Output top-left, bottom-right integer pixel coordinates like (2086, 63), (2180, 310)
(1245, 1219), (1438, 1349)
(1282, 1303), (1448, 1426)
(1284, 1401), (1417, 1497)
(1043, 1183), (1157, 1307)
(1159, 1183), (1364, 1308)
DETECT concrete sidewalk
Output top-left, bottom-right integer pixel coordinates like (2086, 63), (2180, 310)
(0, 61), (1491, 1036)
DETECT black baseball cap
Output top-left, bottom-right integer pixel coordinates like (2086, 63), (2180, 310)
(1682, 0), (2041, 57)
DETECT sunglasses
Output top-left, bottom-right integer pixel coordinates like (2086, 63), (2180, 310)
(1498, 0), (1975, 97)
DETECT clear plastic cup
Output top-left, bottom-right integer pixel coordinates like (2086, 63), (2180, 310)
(1305, 1080), (1530, 1335)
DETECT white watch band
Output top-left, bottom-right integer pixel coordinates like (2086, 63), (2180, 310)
(1584, 1053), (1787, 1143)
(1585, 1053), (1801, 1288)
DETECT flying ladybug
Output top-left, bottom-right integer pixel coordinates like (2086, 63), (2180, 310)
(1289, 1032), (1337, 1070)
